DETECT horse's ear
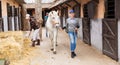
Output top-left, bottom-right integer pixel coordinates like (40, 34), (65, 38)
(49, 12), (52, 16)
(56, 10), (60, 16)
(57, 10), (59, 14)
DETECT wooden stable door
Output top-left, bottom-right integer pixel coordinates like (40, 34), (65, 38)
(83, 3), (91, 45)
(82, 18), (91, 45)
(0, 1), (4, 32)
(102, 19), (118, 61)
(0, 18), (4, 32)
(14, 7), (18, 31)
(0, 1), (1, 18)
(103, 0), (119, 61)
(7, 3), (12, 31)
(18, 8), (21, 30)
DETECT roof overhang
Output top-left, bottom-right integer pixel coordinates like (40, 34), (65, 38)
(50, 0), (67, 8)
(15, 0), (26, 4)
(24, 3), (54, 9)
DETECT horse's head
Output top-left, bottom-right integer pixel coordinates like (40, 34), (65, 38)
(48, 11), (60, 27)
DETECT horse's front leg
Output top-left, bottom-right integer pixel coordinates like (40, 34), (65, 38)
(49, 32), (54, 51)
(53, 29), (58, 54)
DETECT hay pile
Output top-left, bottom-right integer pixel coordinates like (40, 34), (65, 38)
(0, 31), (24, 46)
(22, 38), (32, 57)
(0, 37), (22, 60)
(0, 31), (32, 61)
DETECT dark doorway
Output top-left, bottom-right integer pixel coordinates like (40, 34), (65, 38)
(61, 7), (68, 28)
(27, 8), (35, 16)
(42, 8), (51, 27)
(87, 1), (98, 19)
(60, 8), (64, 28)
(64, 7), (68, 23)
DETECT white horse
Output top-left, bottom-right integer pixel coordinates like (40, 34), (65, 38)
(46, 11), (61, 54)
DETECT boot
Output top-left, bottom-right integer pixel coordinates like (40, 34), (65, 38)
(71, 52), (76, 58)
(32, 41), (35, 47)
(36, 39), (40, 45)
(73, 52), (76, 56)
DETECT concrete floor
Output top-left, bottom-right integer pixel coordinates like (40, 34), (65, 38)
(11, 29), (120, 65)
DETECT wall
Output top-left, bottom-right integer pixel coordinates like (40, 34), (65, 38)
(97, 0), (105, 18)
(91, 19), (102, 52)
(78, 18), (83, 40)
(2, 0), (19, 16)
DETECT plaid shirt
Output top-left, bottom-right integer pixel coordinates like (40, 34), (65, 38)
(30, 18), (39, 30)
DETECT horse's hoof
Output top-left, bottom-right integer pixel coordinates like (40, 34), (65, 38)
(53, 51), (56, 54)
(51, 48), (53, 51)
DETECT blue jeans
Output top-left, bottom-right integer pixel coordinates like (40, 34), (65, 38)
(68, 32), (77, 52)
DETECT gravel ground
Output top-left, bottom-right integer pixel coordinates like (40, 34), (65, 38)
(10, 29), (120, 65)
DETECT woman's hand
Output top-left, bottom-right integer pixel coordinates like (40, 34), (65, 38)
(75, 28), (78, 31)
(75, 28), (78, 34)
(59, 27), (63, 31)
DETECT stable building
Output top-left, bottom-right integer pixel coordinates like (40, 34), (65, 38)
(0, 0), (25, 32)
(47, 0), (120, 62)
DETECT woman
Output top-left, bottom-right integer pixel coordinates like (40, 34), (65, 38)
(64, 10), (80, 58)
(29, 16), (40, 47)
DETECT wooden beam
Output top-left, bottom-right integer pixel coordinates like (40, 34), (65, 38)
(72, 0), (80, 5)
(54, 6), (60, 10)
(66, 0), (72, 3)
(59, 4), (64, 8)
(93, 0), (99, 3)
(65, 2), (72, 7)
(57, 6), (61, 9)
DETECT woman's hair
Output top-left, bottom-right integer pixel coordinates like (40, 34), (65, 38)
(30, 16), (36, 22)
